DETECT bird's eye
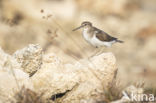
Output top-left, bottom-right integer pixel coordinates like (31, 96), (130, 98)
(82, 23), (87, 26)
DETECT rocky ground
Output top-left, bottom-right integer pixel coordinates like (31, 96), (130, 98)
(0, 44), (117, 103)
(0, 0), (156, 102)
(0, 44), (147, 103)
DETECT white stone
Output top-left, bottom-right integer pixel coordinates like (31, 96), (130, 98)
(32, 52), (117, 103)
(13, 44), (43, 75)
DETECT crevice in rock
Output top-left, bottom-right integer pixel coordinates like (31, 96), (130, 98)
(50, 83), (79, 101)
(50, 90), (70, 101)
(29, 70), (37, 77)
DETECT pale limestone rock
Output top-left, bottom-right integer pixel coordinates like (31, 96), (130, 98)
(0, 47), (33, 103)
(124, 85), (144, 95)
(32, 52), (117, 103)
(0, 48), (21, 72)
(13, 44), (43, 75)
(31, 53), (80, 98)
(111, 85), (144, 103)
(0, 69), (33, 103)
(0, 45), (117, 103)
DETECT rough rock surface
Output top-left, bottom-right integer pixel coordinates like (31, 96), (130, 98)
(13, 44), (43, 75)
(0, 48), (21, 72)
(0, 48), (33, 103)
(0, 44), (117, 103)
(31, 52), (117, 103)
(111, 85), (144, 103)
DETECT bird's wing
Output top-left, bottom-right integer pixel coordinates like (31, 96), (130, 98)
(94, 27), (117, 42)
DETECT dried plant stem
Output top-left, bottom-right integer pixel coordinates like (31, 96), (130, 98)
(8, 60), (20, 90)
(51, 18), (107, 92)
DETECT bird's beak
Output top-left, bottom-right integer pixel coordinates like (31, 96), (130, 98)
(72, 25), (84, 31)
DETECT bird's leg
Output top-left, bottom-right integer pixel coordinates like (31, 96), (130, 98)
(100, 47), (105, 54)
(90, 47), (101, 58)
(95, 47), (105, 56)
(88, 47), (105, 60)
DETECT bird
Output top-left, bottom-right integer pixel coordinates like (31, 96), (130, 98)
(72, 21), (124, 48)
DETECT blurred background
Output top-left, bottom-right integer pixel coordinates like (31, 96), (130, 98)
(0, 0), (156, 90)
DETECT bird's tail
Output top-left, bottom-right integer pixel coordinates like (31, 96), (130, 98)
(116, 39), (124, 43)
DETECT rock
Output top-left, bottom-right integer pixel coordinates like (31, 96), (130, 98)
(0, 45), (117, 103)
(0, 69), (33, 103)
(0, 47), (33, 103)
(111, 85), (144, 103)
(0, 48), (21, 72)
(13, 44), (43, 75)
(14, 86), (47, 103)
(124, 85), (144, 95)
(31, 53), (80, 99)
(31, 52), (117, 103)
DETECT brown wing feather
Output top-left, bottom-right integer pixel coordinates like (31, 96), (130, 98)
(94, 27), (117, 42)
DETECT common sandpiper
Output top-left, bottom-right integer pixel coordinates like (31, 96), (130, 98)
(73, 21), (123, 48)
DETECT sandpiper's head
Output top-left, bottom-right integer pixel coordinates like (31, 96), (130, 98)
(72, 21), (92, 31)
(81, 21), (92, 28)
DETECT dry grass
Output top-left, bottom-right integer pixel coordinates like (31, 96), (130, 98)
(103, 69), (123, 102)
(0, 0), (156, 102)
(13, 86), (49, 103)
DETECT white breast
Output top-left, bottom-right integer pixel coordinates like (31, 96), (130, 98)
(82, 28), (90, 42)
